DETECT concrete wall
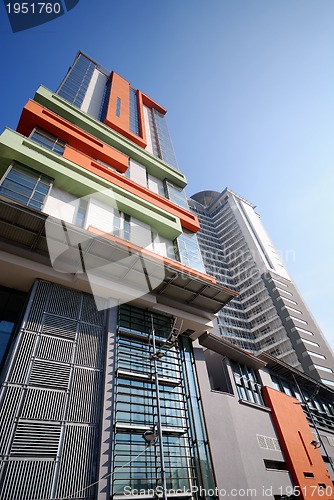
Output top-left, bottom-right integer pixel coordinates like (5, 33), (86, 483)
(195, 347), (293, 499)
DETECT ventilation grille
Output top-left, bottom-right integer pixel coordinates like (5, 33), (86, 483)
(9, 331), (36, 384)
(81, 294), (106, 326)
(0, 385), (21, 455)
(0, 459), (54, 500)
(0, 280), (106, 498)
(41, 314), (78, 340)
(55, 424), (96, 499)
(29, 360), (71, 390)
(21, 388), (66, 421)
(257, 434), (281, 451)
(47, 285), (82, 318)
(37, 334), (73, 363)
(11, 422), (61, 457)
(67, 368), (102, 423)
(75, 323), (104, 368)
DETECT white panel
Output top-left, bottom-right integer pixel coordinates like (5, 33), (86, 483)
(147, 173), (164, 196)
(85, 199), (115, 233)
(129, 159), (147, 188)
(43, 188), (78, 224)
(153, 234), (174, 258)
(131, 218), (151, 249)
(81, 69), (108, 119)
(143, 106), (154, 154)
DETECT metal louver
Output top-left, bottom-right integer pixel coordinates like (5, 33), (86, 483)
(0, 280), (107, 500)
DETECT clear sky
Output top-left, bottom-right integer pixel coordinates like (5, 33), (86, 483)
(1, 0), (333, 349)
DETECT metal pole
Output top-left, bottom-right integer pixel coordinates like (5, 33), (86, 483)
(151, 319), (168, 500)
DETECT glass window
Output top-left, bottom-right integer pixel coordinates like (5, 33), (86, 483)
(30, 128), (66, 155)
(129, 88), (139, 135)
(164, 181), (189, 209)
(175, 230), (206, 273)
(0, 286), (27, 369)
(152, 109), (178, 169)
(57, 53), (95, 108)
(116, 97), (121, 117)
(113, 211), (131, 241)
(231, 361), (264, 405)
(74, 198), (88, 228)
(0, 163), (53, 211)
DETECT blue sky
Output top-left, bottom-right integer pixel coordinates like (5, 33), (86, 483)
(1, 0), (333, 349)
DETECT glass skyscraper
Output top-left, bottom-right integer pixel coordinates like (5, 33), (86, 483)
(189, 189), (334, 385)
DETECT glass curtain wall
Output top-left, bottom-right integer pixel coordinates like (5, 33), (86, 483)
(111, 305), (216, 499)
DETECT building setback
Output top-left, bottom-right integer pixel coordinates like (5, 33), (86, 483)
(0, 51), (333, 500)
(189, 189), (334, 385)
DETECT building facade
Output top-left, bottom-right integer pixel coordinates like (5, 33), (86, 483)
(189, 189), (334, 386)
(0, 51), (334, 500)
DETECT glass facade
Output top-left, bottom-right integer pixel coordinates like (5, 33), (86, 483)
(176, 230), (206, 273)
(57, 53), (95, 108)
(152, 110), (178, 170)
(165, 181), (189, 210)
(189, 194), (300, 366)
(30, 128), (66, 155)
(111, 305), (215, 499)
(0, 163), (53, 211)
(129, 88), (140, 136)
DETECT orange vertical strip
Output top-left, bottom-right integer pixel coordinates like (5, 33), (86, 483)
(104, 72), (147, 148)
(263, 387), (333, 500)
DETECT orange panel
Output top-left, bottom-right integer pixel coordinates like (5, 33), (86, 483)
(17, 101), (128, 173)
(263, 387), (333, 499)
(141, 92), (167, 114)
(104, 72), (147, 148)
(62, 146), (200, 233)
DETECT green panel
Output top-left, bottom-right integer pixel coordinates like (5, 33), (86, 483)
(34, 86), (187, 189)
(0, 129), (182, 240)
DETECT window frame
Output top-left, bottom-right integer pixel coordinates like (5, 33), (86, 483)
(0, 162), (53, 211)
(29, 127), (66, 156)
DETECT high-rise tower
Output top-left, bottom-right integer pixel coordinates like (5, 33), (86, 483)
(189, 188), (334, 385)
(0, 51), (236, 499)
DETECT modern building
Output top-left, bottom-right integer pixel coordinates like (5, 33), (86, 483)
(189, 189), (334, 385)
(0, 51), (334, 500)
